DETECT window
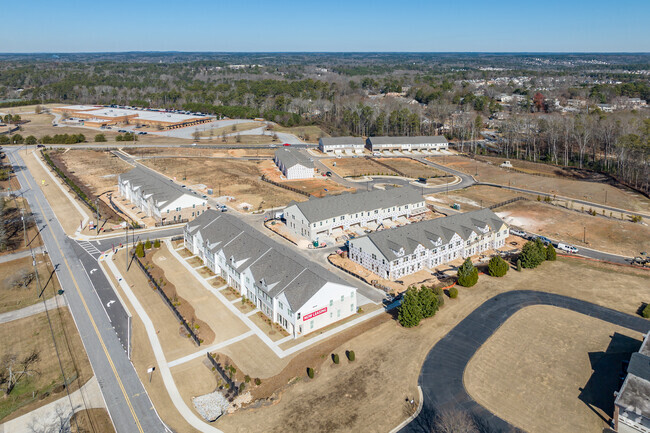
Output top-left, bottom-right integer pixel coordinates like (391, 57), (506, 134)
(341, 295), (344, 302)
(341, 215), (345, 220)
(351, 303), (354, 311)
(193, 204), (195, 208)
(310, 320), (314, 329)
(350, 291), (354, 298)
(371, 253), (376, 260)
(337, 310), (341, 318)
(279, 302), (283, 310)
(329, 299), (333, 306)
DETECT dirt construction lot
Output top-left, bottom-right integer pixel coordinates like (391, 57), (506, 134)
(52, 149), (132, 195)
(434, 155), (650, 213)
(142, 157), (308, 210)
(259, 159), (355, 197)
(496, 200), (650, 257)
(215, 257), (649, 433)
(465, 305), (643, 433)
(322, 157), (444, 179)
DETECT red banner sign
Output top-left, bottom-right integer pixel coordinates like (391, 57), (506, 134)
(303, 307), (327, 321)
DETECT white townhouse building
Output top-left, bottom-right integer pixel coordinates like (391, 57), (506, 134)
(614, 332), (650, 433)
(118, 166), (208, 224)
(184, 210), (358, 338)
(274, 148), (314, 180)
(283, 186), (427, 242)
(348, 209), (508, 280)
(365, 136), (449, 152)
(318, 137), (367, 154)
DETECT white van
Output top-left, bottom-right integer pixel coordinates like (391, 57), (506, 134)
(557, 243), (579, 254)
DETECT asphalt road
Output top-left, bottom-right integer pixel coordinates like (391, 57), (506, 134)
(400, 290), (650, 433)
(6, 148), (168, 433)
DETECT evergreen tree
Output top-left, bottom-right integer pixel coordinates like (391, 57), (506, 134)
(520, 239), (546, 269)
(398, 287), (423, 327)
(418, 286), (439, 318)
(135, 242), (145, 258)
(516, 259), (522, 271)
(487, 255), (509, 277)
(546, 244), (557, 261)
(457, 258), (478, 287)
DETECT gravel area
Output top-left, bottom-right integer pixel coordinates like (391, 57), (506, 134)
(192, 391), (230, 422)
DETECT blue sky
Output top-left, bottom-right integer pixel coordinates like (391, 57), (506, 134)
(3, 0), (649, 52)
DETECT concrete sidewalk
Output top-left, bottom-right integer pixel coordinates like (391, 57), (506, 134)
(0, 246), (44, 264)
(0, 295), (66, 324)
(0, 376), (107, 433)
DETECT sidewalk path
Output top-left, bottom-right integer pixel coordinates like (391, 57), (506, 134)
(102, 252), (224, 433)
(0, 376), (107, 433)
(0, 295), (66, 324)
(0, 246), (44, 264)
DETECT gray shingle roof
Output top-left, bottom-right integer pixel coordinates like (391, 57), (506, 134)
(274, 148), (314, 169)
(366, 136), (448, 145)
(319, 137), (366, 146)
(186, 210), (355, 311)
(354, 208), (505, 261)
(120, 166), (202, 207)
(289, 186), (423, 223)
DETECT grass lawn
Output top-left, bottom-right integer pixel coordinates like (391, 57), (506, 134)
(270, 125), (329, 143)
(0, 197), (43, 256)
(0, 256), (59, 314)
(0, 307), (93, 422)
(198, 121), (263, 137)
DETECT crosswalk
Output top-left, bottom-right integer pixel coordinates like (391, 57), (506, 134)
(76, 240), (102, 258)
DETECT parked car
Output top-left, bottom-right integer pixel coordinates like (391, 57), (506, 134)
(37, 144), (45, 148)
(509, 228), (526, 237)
(269, 144), (277, 148)
(283, 143), (291, 146)
(326, 171), (332, 177)
(535, 235), (552, 245)
(557, 243), (579, 254)
(373, 152), (381, 157)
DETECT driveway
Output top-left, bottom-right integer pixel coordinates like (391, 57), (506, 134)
(400, 290), (650, 432)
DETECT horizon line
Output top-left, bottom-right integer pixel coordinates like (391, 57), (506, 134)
(1, 51), (650, 55)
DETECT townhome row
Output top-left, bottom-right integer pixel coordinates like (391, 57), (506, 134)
(185, 210), (358, 338)
(614, 332), (650, 433)
(283, 186), (427, 242)
(319, 136), (449, 153)
(274, 148), (314, 180)
(118, 166), (208, 224)
(348, 209), (508, 280)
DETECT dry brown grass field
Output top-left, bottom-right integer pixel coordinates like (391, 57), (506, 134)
(434, 155), (650, 213)
(0, 256), (59, 314)
(0, 307), (94, 422)
(465, 305), (643, 433)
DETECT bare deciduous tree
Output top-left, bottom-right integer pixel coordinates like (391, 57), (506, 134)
(0, 349), (40, 396)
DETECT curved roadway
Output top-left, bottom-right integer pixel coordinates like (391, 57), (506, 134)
(400, 290), (650, 433)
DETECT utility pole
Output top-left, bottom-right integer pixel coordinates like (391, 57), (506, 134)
(125, 224), (128, 271)
(20, 209), (27, 248)
(95, 198), (100, 235)
(583, 226), (586, 244)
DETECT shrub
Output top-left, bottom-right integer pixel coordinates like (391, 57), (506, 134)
(94, 133), (107, 142)
(239, 383), (245, 392)
(244, 375), (250, 383)
(135, 242), (145, 258)
(448, 286), (458, 298)
(432, 286), (445, 307)
(307, 367), (314, 379)
(153, 239), (161, 248)
(546, 244), (557, 261)
(25, 135), (37, 145)
(520, 239), (546, 269)
(254, 378), (261, 385)
(145, 239), (152, 249)
(418, 286), (439, 318)
(516, 259), (522, 271)
(346, 350), (355, 361)
(398, 287), (422, 327)
(457, 258), (478, 287)
(332, 353), (339, 364)
(487, 255), (509, 277)
(642, 304), (650, 319)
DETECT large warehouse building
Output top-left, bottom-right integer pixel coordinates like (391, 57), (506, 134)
(283, 186), (426, 242)
(53, 105), (212, 129)
(348, 209), (508, 280)
(274, 148), (314, 180)
(185, 210), (358, 338)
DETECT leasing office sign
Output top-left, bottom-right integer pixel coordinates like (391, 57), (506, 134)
(303, 307), (327, 321)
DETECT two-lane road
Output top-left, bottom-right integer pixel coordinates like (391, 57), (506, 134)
(7, 148), (169, 433)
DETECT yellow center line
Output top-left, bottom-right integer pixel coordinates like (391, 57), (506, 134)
(17, 151), (144, 433)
